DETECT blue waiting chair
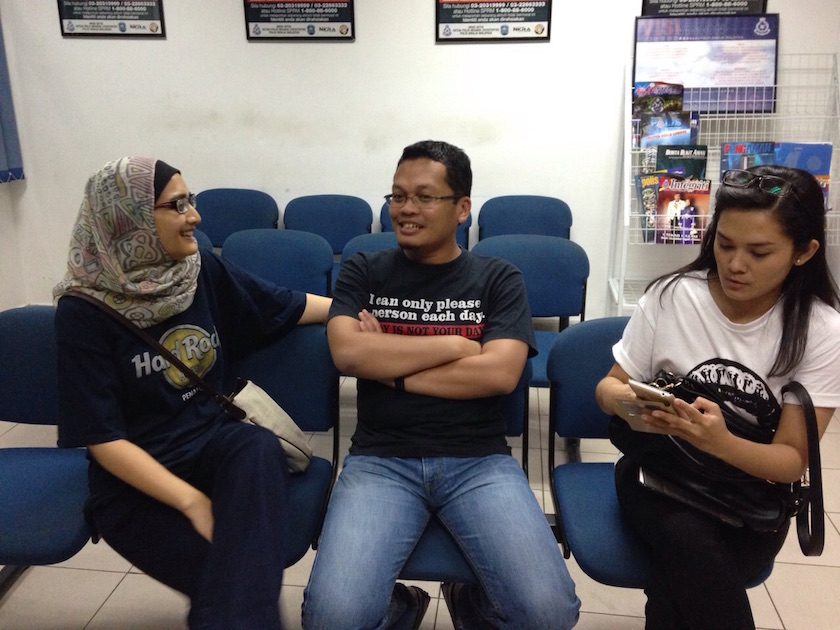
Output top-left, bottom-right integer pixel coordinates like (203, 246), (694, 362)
(471, 234), (589, 388)
(222, 229), (334, 296)
(193, 228), (214, 251)
(477, 195), (572, 241)
(194, 188), (279, 248)
(547, 317), (773, 588)
(0, 305), (91, 592)
(380, 202), (472, 249)
(233, 324), (340, 567)
(339, 232), (399, 263)
(398, 362), (531, 583)
(284, 194), (373, 291)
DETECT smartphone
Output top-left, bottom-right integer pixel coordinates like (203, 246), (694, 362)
(628, 379), (676, 405)
(615, 379), (675, 432)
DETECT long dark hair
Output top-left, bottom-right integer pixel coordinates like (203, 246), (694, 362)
(652, 165), (840, 376)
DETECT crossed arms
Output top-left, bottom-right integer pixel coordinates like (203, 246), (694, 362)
(327, 309), (528, 400)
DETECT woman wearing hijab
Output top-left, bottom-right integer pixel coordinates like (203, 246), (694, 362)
(54, 156), (330, 629)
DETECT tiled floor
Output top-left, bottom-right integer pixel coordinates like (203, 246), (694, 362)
(2, 379), (840, 629)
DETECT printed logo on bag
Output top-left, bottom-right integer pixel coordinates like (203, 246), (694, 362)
(130, 325), (220, 388)
(686, 358), (780, 430)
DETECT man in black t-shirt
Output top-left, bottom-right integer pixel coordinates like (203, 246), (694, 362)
(302, 141), (580, 630)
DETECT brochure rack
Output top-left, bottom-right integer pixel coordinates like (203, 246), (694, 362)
(608, 54), (840, 315)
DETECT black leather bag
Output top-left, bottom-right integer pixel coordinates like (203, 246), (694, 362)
(609, 372), (824, 555)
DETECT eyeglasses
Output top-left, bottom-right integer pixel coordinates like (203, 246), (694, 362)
(154, 193), (197, 214)
(721, 170), (800, 201)
(384, 193), (463, 208)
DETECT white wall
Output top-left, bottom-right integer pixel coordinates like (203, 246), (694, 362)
(0, 0), (838, 314)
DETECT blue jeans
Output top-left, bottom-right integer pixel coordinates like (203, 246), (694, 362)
(302, 454), (580, 629)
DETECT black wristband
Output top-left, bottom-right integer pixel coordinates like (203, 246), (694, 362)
(394, 376), (405, 392)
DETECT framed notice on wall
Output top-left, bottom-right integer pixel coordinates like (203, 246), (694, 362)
(244, 0), (354, 40)
(436, 1), (551, 42)
(634, 14), (779, 114)
(58, 0), (166, 37)
(641, 0), (767, 16)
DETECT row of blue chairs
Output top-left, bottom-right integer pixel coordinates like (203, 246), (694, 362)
(206, 228), (589, 390)
(194, 189), (572, 255)
(0, 308), (773, 603)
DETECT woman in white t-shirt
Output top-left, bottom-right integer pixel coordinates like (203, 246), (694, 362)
(596, 165), (840, 630)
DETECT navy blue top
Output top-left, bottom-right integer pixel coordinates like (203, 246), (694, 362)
(330, 248), (535, 458)
(56, 250), (306, 518)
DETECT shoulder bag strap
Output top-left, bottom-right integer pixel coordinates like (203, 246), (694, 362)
(782, 380), (824, 556)
(65, 290), (246, 420)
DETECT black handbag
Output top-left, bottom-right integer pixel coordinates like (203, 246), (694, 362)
(609, 372), (824, 555)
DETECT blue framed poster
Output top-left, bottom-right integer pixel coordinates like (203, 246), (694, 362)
(634, 14), (779, 114)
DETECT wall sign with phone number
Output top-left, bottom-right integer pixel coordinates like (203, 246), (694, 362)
(436, 0), (552, 42)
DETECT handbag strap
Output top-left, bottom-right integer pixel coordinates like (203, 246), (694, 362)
(65, 290), (246, 420)
(782, 381), (824, 556)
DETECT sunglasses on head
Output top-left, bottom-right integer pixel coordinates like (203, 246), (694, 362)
(721, 169), (800, 203)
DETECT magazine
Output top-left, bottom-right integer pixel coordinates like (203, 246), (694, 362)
(719, 141), (777, 174)
(640, 112), (699, 148)
(633, 81), (684, 118)
(655, 145), (708, 179)
(719, 141), (833, 202)
(635, 173), (661, 243)
(655, 176), (712, 244)
(774, 142), (832, 201)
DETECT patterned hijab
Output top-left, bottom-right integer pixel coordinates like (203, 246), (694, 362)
(53, 156), (201, 327)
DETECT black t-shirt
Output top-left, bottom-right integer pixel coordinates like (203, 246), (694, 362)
(330, 248), (536, 458)
(56, 251), (306, 519)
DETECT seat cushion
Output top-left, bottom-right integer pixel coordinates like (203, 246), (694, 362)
(553, 461), (650, 587)
(554, 461), (774, 589)
(0, 448), (91, 565)
(400, 519), (477, 583)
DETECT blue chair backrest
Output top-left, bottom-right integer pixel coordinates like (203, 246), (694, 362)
(478, 195), (572, 240)
(380, 202), (472, 249)
(222, 229), (334, 295)
(471, 234), (589, 318)
(501, 359), (531, 438)
(195, 188), (279, 247)
(284, 194), (372, 255)
(340, 232), (399, 263)
(0, 305), (59, 425)
(547, 317), (630, 439)
(233, 324), (338, 433)
(193, 228), (214, 250)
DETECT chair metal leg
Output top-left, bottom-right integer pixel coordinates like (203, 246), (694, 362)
(0, 565), (27, 599)
(565, 437), (581, 463)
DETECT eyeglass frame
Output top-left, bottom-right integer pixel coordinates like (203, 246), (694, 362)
(384, 193), (465, 207)
(720, 169), (801, 204)
(154, 193), (197, 214)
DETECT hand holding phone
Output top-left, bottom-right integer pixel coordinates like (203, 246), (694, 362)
(615, 379), (676, 433)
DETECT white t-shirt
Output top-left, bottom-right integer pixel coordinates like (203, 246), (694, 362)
(614, 271), (840, 426)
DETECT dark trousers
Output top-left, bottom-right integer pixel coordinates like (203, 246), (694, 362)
(96, 421), (288, 630)
(615, 456), (788, 630)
